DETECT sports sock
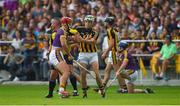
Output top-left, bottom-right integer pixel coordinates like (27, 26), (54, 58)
(59, 83), (65, 92)
(48, 80), (56, 95)
(70, 74), (78, 91)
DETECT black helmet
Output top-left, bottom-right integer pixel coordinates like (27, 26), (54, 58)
(104, 16), (115, 24)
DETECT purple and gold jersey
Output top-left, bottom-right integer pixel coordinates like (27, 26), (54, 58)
(52, 29), (64, 48)
(49, 31), (56, 46)
(118, 50), (138, 70)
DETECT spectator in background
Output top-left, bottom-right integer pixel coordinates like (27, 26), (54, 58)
(12, 10), (20, 22)
(11, 30), (22, 53)
(31, 0), (44, 21)
(5, 20), (16, 39)
(0, 0), (179, 81)
(14, 20), (26, 39)
(155, 35), (177, 80)
(96, 6), (108, 22)
(147, 31), (162, 54)
(22, 30), (36, 70)
(3, 0), (18, 12)
(39, 41), (49, 81)
(51, 3), (62, 18)
(171, 26), (180, 52)
(1, 10), (11, 29)
(160, 27), (169, 40)
(0, 30), (11, 54)
(147, 19), (162, 39)
(0, 30), (11, 70)
(3, 45), (24, 81)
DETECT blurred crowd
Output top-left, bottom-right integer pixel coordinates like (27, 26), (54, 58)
(0, 0), (179, 81)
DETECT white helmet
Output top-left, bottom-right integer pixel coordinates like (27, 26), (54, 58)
(84, 15), (95, 22)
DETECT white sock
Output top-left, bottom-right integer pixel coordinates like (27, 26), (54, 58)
(59, 87), (64, 92)
(160, 72), (163, 77)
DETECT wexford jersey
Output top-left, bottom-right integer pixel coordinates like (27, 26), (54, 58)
(118, 50), (138, 71)
(76, 26), (98, 53)
(52, 29), (64, 48)
(49, 31), (56, 46)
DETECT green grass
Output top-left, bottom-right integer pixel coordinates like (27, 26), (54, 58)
(0, 85), (180, 105)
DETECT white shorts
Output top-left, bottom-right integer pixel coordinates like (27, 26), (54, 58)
(120, 69), (138, 84)
(107, 51), (113, 63)
(49, 50), (64, 66)
(126, 71), (138, 84)
(78, 52), (98, 65)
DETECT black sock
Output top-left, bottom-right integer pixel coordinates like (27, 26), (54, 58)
(70, 74), (77, 91)
(48, 80), (56, 95)
(57, 76), (60, 85)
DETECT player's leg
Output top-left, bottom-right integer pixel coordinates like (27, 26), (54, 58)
(125, 71), (154, 94)
(52, 50), (71, 98)
(45, 69), (59, 98)
(79, 63), (88, 98)
(127, 82), (153, 93)
(103, 62), (113, 86)
(124, 71), (139, 93)
(93, 62), (112, 92)
(78, 53), (89, 98)
(69, 65), (79, 96)
(46, 50), (63, 98)
(55, 61), (71, 98)
(90, 53), (105, 98)
(111, 51), (128, 93)
(113, 63), (128, 93)
(134, 87), (154, 93)
(71, 71), (81, 83)
(127, 82), (135, 93)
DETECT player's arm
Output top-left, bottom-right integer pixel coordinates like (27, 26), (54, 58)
(105, 37), (114, 54)
(60, 35), (72, 57)
(102, 30), (115, 59)
(117, 58), (128, 74)
(116, 52), (129, 78)
(70, 43), (79, 49)
(75, 32), (89, 43)
(84, 31), (98, 44)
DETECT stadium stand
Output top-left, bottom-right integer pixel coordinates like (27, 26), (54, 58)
(0, 0), (179, 85)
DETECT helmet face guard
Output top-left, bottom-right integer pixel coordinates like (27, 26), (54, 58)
(84, 15), (95, 22)
(104, 17), (115, 25)
(118, 41), (128, 52)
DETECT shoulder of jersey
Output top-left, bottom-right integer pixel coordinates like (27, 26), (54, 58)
(69, 29), (78, 34)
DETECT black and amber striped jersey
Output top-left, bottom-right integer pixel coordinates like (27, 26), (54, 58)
(107, 27), (118, 52)
(106, 27), (118, 64)
(76, 26), (98, 53)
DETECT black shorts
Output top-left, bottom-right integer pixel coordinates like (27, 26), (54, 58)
(63, 54), (73, 65)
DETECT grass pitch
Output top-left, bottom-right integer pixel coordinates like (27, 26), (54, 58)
(0, 85), (180, 105)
